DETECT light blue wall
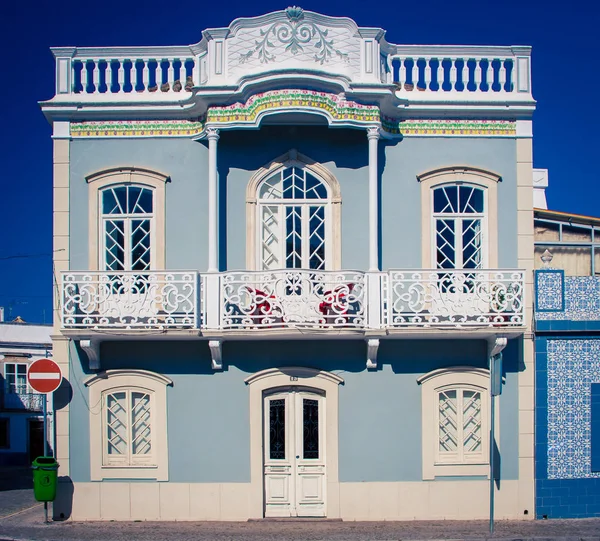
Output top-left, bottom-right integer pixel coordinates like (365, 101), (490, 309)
(69, 131), (518, 273)
(67, 337), (521, 484)
(381, 137), (518, 270)
(69, 139), (209, 271)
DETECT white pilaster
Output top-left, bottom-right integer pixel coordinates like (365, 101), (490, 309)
(367, 127), (380, 271)
(207, 128), (220, 272)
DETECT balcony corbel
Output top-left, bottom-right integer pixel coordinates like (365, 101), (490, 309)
(209, 340), (223, 370)
(366, 338), (380, 369)
(488, 336), (508, 358)
(80, 339), (101, 371)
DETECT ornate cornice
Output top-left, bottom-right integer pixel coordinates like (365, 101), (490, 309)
(69, 90), (517, 138)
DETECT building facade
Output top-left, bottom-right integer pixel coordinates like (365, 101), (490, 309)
(0, 321), (52, 466)
(41, 8), (537, 520)
(534, 204), (600, 518)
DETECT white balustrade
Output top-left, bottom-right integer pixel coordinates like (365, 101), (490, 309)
(61, 271), (199, 329)
(385, 46), (530, 96)
(60, 269), (525, 332)
(388, 269), (525, 327)
(50, 43), (530, 101)
(219, 270), (367, 330)
(56, 48), (196, 95)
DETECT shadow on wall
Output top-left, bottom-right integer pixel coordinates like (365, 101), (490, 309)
(52, 476), (74, 521)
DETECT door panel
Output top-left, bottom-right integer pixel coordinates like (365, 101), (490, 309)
(264, 390), (325, 517)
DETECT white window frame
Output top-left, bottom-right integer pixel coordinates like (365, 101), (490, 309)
(417, 366), (492, 480)
(431, 184), (488, 269)
(4, 362), (29, 394)
(86, 168), (168, 271)
(246, 150), (342, 271)
(85, 370), (172, 481)
(100, 184), (155, 272)
(417, 166), (501, 270)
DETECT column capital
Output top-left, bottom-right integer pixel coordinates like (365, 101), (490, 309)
(206, 127), (220, 141)
(367, 126), (380, 140)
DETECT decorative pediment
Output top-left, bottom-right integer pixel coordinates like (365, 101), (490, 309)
(204, 7), (379, 86)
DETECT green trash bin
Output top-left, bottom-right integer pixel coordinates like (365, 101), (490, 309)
(32, 456), (59, 502)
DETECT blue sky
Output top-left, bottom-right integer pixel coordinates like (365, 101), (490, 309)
(0, 0), (597, 323)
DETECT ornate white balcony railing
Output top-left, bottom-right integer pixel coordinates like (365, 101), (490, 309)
(385, 46), (531, 99)
(219, 270), (366, 330)
(2, 392), (44, 411)
(60, 269), (525, 332)
(62, 271), (199, 329)
(387, 269), (525, 327)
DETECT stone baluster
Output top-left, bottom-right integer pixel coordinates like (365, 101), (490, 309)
(462, 58), (469, 91)
(399, 57), (406, 87)
(486, 59), (494, 91)
(93, 59), (100, 93)
(424, 57), (432, 90)
(118, 59), (126, 93)
(437, 58), (444, 90)
(474, 58), (482, 91)
(449, 58), (457, 90)
(81, 60), (88, 93)
(167, 58), (174, 90)
(142, 59), (150, 91)
(411, 59), (419, 88)
(107, 59), (116, 92)
(498, 59), (507, 91)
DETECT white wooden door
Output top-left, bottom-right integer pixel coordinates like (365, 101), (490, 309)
(263, 389), (326, 517)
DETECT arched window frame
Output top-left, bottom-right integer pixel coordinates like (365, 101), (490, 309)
(246, 150), (342, 270)
(86, 168), (168, 271)
(85, 369), (172, 481)
(417, 366), (494, 480)
(417, 167), (501, 270)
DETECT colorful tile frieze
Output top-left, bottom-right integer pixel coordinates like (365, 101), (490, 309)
(69, 89), (516, 137)
(69, 120), (205, 138)
(205, 89), (381, 125)
(399, 119), (516, 136)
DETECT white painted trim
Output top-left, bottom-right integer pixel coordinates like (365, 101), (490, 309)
(86, 168), (168, 271)
(418, 366), (491, 480)
(86, 370), (171, 481)
(417, 166), (500, 269)
(367, 127), (380, 271)
(245, 150), (342, 270)
(245, 366), (343, 518)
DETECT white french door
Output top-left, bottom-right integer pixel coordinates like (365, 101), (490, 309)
(263, 389), (326, 517)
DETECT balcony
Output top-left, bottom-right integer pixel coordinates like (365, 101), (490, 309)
(1, 391), (44, 412)
(61, 269), (525, 335)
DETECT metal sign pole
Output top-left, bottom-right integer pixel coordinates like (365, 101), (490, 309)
(489, 388), (495, 534)
(43, 393), (48, 523)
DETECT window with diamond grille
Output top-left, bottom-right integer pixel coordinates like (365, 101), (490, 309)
(103, 389), (153, 466)
(101, 185), (154, 272)
(433, 184), (486, 270)
(437, 386), (483, 464)
(258, 166), (330, 270)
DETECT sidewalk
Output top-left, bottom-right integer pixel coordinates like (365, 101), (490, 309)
(1, 505), (600, 541)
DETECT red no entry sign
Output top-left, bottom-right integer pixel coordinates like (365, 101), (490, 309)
(27, 358), (62, 394)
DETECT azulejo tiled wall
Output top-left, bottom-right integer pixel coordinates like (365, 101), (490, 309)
(536, 272), (600, 321)
(546, 339), (600, 479)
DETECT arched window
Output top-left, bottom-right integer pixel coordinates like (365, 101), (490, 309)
(417, 366), (492, 479)
(433, 183), (486, 269)
(417, 167), (501, 270)
(247, 150), (341, 271)
(86, 168), (168, 271)
(101, 184), (154, 272)
(85, 369), (172, 480)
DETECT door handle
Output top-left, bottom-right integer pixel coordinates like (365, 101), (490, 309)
(296, 455), (300, 459)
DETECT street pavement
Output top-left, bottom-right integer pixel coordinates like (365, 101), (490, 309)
(2, 504), (600, 541)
